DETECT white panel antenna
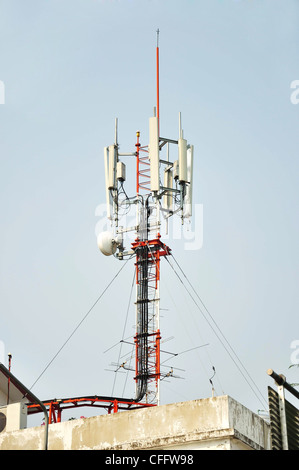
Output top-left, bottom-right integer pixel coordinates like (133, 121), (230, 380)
(178, 137), (188, 183)
(183, 144), (194, 218)
(163, 167), (173, 212)
(108, 145), (117, 190)
(104, 147), (112, 220)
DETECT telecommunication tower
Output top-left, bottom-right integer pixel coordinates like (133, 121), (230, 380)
(97, 32), (194, 407)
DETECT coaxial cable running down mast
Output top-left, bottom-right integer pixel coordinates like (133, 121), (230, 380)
(97, 31), (194, 406)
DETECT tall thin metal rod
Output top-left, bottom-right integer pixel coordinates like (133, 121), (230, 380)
(156, 29), (160, 136)
(114, 118), (118, 146)
(7, 353), (12, 405)
(136, 130), (140, 196)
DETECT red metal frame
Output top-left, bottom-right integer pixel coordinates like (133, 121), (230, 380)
(132, 236), (171, 286)
(136, 132), (151, 195)
(27, 397), (155, 424)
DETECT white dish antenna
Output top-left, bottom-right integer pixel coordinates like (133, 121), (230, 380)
(97, 231), (119, 256)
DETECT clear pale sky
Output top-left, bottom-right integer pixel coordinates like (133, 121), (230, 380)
(0, 0), (298, 422)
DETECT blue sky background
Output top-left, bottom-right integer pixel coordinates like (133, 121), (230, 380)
(0, 0), (299, 423)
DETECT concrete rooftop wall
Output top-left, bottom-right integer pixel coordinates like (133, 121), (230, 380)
(0, 395), (270, 450)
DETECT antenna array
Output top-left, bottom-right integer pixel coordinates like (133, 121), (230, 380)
(97, 36), (194, 406)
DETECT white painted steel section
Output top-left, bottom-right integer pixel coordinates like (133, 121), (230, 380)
(278, 384), (289, 450)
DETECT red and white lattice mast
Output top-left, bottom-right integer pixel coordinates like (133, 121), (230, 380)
(97, 31), (194, 406)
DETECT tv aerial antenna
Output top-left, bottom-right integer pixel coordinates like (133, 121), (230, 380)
(97, 30), (194, 406)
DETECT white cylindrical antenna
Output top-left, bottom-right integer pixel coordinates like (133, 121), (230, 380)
(104, 147), (112, 219)
(117, 161), (126, 182)
(149, 115), (160, 192)
(173, 160), (179, 180)
(178, 137), (187, 182)
(184, 144), (194, 218)
(178, 111), (187, 182)
(108, 144), (117, 190)
(163, 168), (173, 212)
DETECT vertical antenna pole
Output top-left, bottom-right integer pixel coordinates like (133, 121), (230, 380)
(179, 111), (182, 139)
(114, 118), (118, 147)
(156, 29), (160, 136)
(7, 353), (12, 405)
(136, 130), (140, 195)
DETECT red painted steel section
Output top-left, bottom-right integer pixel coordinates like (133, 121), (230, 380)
(132, 236), (171, 402)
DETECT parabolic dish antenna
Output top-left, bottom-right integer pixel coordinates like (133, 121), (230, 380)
(97, 231), (117, 256)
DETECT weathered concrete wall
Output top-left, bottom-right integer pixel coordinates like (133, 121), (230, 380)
(227, 396), (270, 450)
(0, 395), (270, 450)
